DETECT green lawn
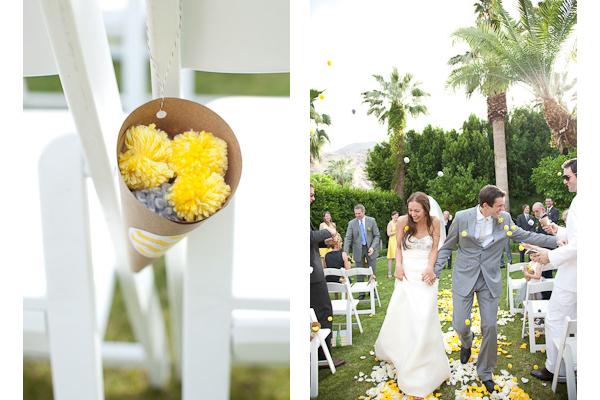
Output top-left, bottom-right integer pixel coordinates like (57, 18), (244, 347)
(317, 255), (569, 399)
(23, 258), (290, 400)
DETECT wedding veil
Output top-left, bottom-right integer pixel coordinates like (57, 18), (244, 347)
(427, 195), (446, 250)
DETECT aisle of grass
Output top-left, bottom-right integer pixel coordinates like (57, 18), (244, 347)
(318, 256), (568, 399)
(23, 258), (290, 400)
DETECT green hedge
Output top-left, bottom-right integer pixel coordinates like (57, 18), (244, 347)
(310, 183), (405, 246)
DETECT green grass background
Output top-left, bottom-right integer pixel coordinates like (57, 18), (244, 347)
(317, 255), (569, 399)
(23, 258), (290, 399)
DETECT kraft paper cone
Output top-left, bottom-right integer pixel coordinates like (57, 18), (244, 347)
(117, 98), (242, 272)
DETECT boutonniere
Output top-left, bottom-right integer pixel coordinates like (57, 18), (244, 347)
(367, 227), (372, 231)
(461, 230), (468, 237)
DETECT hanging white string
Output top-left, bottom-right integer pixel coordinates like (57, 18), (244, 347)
(145, 0), (183, 119)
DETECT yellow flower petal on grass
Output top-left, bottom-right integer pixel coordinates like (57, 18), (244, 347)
(533, 364), (539, 369)
(167, 169), (231, 222)
(118, 124), (174, 190)
(508, 363), (513, 369)
(520, 343), (528, 349)
(170, 130), (228, 176)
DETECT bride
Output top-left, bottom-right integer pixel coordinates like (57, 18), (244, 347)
(374, 192), (450, 398)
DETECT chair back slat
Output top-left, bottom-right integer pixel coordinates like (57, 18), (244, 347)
(507, 262), (528, 274)
(324, 268), (346, 277)
(345, 267), (374, 278)
(525, 279), (554, 295)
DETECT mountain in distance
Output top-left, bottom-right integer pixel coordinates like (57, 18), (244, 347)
(310, 141), (377, 189)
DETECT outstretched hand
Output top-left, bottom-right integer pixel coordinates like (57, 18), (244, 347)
(395, 267), (407, 281)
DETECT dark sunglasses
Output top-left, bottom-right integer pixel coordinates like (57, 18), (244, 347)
(562, 174), (576, 181)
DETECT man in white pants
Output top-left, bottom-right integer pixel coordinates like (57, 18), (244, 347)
(528, 158), (577, 381)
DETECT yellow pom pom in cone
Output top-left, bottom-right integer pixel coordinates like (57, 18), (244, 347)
(117, 98), (242, 272)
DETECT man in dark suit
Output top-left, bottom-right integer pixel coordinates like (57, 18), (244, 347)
(516, 204), (535, 262)
(310, 184), (344, 367)
(545, 198), (560, 224)
(531, 201), (553, 299)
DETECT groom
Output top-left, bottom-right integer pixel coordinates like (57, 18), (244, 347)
(434, 185), (558, 393)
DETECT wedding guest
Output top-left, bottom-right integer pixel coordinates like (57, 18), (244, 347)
(344, 204), (380, 299)
(545, 197), (560, 224)
(531, 201), (554, 299)
(529, 158), (577, 382)
(310, 185), (345, 367)
(516, 204), (535, 262)
(386, 211), (400, 278)
(516, 261), (545, 306)
(319, 211), (337, 261)
(443, 211), (453, 268)
(323, 233), (351, 283)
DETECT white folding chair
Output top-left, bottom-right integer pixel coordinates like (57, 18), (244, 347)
(310, 309), (335, 374)
(146, 1), (289, 397)
(327, 280), (363, 346)
(506, 262), (527, 314)
(346, 267), (381, 314)
(521, 279), (554, 353)
(23, 1), (172, 397)
(552, 317), (577, 399)
(324, 267), (364, 323)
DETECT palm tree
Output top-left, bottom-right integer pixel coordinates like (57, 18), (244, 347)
(448, 0), (511, 209)
(361, 68), (429, 198)
(325, 158), (354, 186)
(454, 0), (577, 151)
(310, 89), (331, 164)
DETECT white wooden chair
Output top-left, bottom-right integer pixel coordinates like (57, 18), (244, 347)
(23, 0), (171, 397)
(506, 262), (527, 314)
(146, 1), (289, 397)
(310, 308), (335, 374)
(552, 317), (577, 399)
(346, 267), (381, 314)
(310, 308), (334, 398)
(327, 280), (363, 346)
(323, 268), (363, 335)
(521, 279), (554, 353)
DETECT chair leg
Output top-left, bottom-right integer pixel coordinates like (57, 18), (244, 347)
(375, 287), (381, 307)
(564, 347), (577, 400)
(346, 307), (353, 346)
(521, 304), (527, 339)
(310, 339), (318, 397)
(318, 336), (336, 374)
(353, 306), (363, 334)
(509, 286), (514, 314)
(529, 313), (537, 353)
(370, 288), (375, 315)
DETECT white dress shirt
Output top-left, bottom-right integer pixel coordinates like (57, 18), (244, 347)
(548, 195), (577, 292)
(475, 206), (494, 247)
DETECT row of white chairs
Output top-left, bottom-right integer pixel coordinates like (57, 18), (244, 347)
(506, 261), (558, 315)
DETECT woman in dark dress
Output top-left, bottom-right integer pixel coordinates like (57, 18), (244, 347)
(323, 233), (351, 282)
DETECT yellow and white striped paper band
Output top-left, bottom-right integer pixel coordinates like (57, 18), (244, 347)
(128, 228), (185, 258)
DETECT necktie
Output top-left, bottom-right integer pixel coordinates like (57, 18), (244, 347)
(359, 220), (367, 245)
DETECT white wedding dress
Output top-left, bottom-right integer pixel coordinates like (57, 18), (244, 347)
(374, 235), (450, 398)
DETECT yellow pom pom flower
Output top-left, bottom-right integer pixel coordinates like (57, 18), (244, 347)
(167, 169), (231, 222)
(508, 363), (513, 369)
(118, 124), (174, 190)
(404, 225), (410, 232)
(319, 94), (325, 100)
(506, 230), (513, 237)
(327, 316), (333, 322)
(465, 318), (471, 326)
(504, 225), (509, 231)
(170, 130), (228, 176)
(511, 225), (517, 231)
(461, 230), (468, 237)
(519, 245), (525, 251)
(498, 217), (504, 223)
(327, 59), (332, 66)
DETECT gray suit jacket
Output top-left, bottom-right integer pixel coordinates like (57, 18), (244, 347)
(434, 207), (557, 298)
(343, 216), (380, 263)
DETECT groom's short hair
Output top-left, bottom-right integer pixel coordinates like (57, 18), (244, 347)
(562, 158), (577, 174)
(479, 185), (506, 207)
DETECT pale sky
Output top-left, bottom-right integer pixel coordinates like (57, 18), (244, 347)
(309, 0), (574, 152)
